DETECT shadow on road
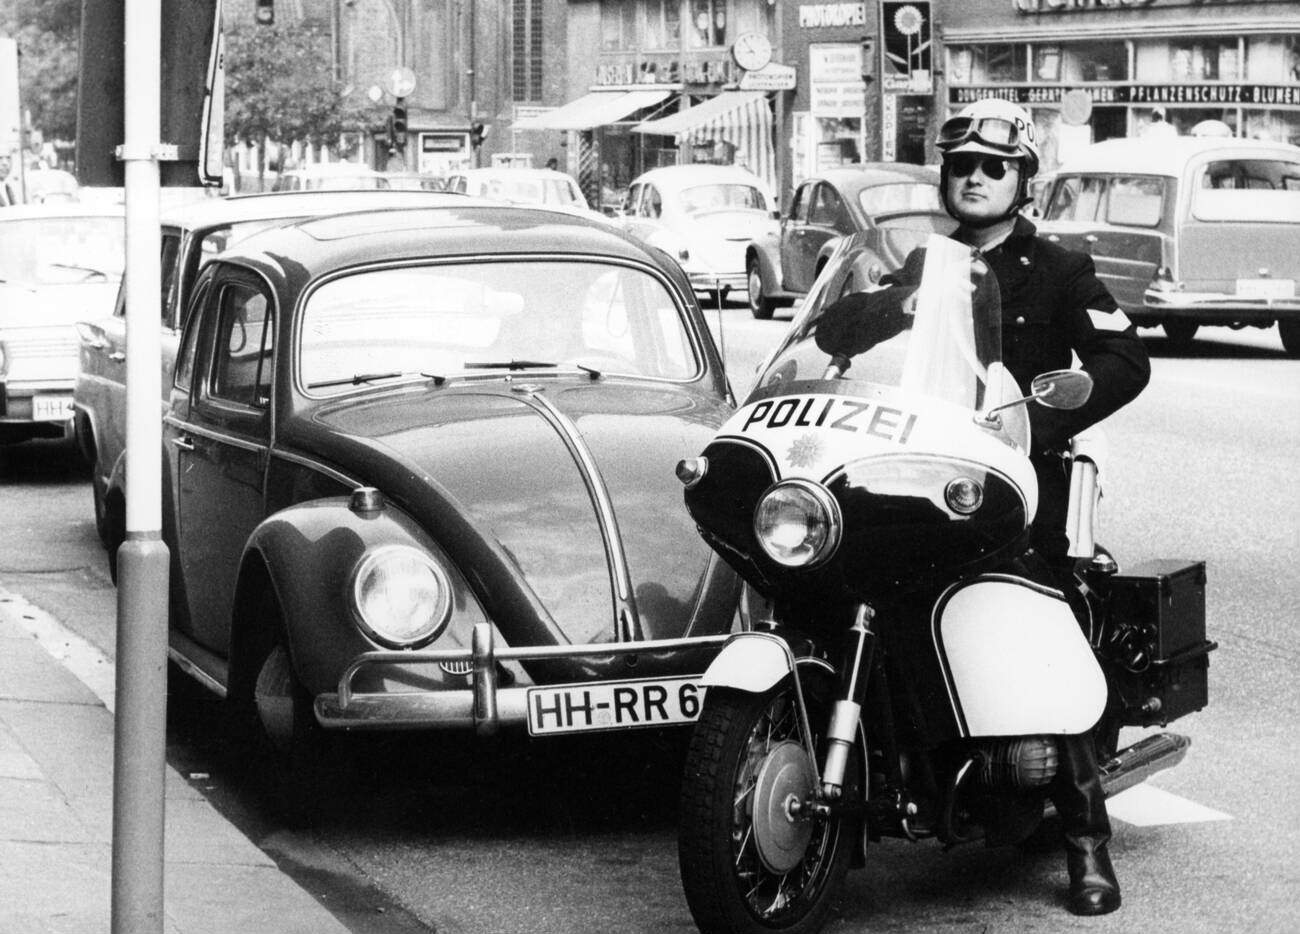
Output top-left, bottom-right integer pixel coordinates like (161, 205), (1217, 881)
(1140, 330), (1288, 361)
(0, 437), (90, 483)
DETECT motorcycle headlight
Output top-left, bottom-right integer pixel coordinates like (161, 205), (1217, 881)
(350, 545), (452, 648)
(754, 480), (841, 568)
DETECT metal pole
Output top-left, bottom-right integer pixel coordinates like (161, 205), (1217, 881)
(111, 0), (170, 929)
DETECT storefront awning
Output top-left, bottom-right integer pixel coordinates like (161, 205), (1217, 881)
(514, 89), (675, 131)
(632, 91), (776, 197)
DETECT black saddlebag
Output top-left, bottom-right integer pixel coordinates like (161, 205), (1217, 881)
(1103, 559), (1216, 727)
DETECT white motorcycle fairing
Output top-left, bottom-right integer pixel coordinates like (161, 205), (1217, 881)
(932, 575), (1107, 737)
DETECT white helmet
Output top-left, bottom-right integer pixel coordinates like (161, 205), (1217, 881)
(937, 98), (1040, 179)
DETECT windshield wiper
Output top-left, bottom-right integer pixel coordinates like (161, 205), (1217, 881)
(465, 359), (603, 379)
(307, 370), (445, 389)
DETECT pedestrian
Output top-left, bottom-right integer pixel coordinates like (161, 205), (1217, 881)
(1141, 106), (1177, 139)
(0, 151), (18, 207)
(934, 96), (1149, 917)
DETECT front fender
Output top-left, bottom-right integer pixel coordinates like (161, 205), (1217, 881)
(241, 495), (490, 695)
(701, 631), (796, 693)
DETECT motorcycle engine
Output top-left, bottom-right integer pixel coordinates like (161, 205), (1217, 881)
(973, 736), (1058, 790)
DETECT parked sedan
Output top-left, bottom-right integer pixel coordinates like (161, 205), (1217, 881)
(75, 188), (467, 549)
(744, 163), (946, 319)
(149, 204), (739, 767)
(0, 203), (124, 446)
(1035, 136), (1300, 353)
(617, 164), (776, 302)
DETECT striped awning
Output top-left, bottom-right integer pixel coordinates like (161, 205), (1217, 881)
(513, 89), (674, 131)
(632, 92), (776, 196)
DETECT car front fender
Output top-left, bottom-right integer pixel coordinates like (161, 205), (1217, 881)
(241, 495), (490, 696)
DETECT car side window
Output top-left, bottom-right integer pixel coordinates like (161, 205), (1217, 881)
(809, 184), (846, 230)
(173, 278), (210, 392)
(1045, 176), (1105, 222)
(789, 184), (811, 223)
(160, 233), (182, 327)
(210, 280), (274, 409)
(639, 184), (663, 218)
(1104, 176), (1165, 227)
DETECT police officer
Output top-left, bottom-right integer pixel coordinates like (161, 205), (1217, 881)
(936, 97), (1150, 916)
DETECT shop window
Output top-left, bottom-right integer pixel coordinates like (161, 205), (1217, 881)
(643, 0), (682, 51)
(1034, 46), (1061, 82)
(1171, 40), (1237, 81)
(945, 45), (1026, 84)
(1063, 41), (1127, 82)
(687, 0), (727, 50)
(600, 0), (635, 52)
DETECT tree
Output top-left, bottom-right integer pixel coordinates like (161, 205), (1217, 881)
(0, 0), (81, 143)
(223, 6), (375, 157)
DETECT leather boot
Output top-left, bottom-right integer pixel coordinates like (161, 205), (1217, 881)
(1051, 732), (1121, 916)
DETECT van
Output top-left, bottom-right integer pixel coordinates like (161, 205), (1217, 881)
(1036, 136), (1300, 354)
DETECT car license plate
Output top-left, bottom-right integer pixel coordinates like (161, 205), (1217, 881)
(33, 395), (74, 422)
(527, 676), (705, 736)
(1236, 278), (1294, 301)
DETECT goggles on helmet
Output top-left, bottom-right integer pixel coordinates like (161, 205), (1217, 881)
(937, 115), (1024, 155)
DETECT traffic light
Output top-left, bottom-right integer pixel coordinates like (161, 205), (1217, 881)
(392, 98), (408, 147)
(469, 122), (487, 149)
(255, 0), (274, 26)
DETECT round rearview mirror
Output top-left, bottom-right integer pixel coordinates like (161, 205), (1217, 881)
(1031, 369), (1093, 410)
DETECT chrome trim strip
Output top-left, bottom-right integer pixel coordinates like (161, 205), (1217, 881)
(162, 415), (268, 455)
(270, 447), (360, 488)
(516, 388), (640, 637)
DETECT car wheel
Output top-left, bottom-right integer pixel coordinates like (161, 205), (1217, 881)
(1279, 320), (1300, 357)
(91, 476), (110, 548)
(747, 258), (775, 320)
(1162, 321), (1199, 346)
(104, 490), (126, 584)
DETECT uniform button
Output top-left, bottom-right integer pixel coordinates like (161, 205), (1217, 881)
(1015, 316), (1026, 325)
(1019, 256), (1031, 266)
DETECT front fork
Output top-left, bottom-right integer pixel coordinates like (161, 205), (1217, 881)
(820, 603), (876, 798)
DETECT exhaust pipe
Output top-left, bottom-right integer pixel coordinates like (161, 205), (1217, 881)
(1098, 732), (1191, 799)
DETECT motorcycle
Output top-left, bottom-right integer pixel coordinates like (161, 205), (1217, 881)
(673, 233), (1216, 934)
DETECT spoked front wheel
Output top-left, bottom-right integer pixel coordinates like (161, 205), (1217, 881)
(679, 683), (855, 934)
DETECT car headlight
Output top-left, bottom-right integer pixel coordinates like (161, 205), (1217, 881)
(754, 480), (841, 568)
(350, 545), (452, 648)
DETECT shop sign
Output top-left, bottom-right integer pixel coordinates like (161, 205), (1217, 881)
(740, 63), (798, 91)
(799, 3), (868, 28)
(951, 84), (1300, 106)
(594, 58), (736, 88)
(881, 1), (933, 95)
(810, 43), (868, 118)
(882, 94), (897, 160)
(1011, 0), (1280, 12)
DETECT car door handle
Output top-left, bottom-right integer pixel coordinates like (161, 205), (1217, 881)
(1046, 234), (1061, 243)
(1084, 234), (1099, 244)
(108, 351), (126, 361)
(83, 336), (110, 350)
(171, 435), (195, 452)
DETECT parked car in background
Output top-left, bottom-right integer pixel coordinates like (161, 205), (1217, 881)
(74, 188), (469, 548)
(744, 163), (946, 319)
(1035, 136), (1300, 353)
(271, 163), (390, 192)
(0, 203), (124, 446)
(23, 167), (80, 204)
(616, 164), (776, 303)
(380, 171), (447, 191)
(145, 204), (739, 781)
(444, 167), (608, 224)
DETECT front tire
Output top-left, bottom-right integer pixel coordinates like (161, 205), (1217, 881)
(1278, 319), (1300, 357)
(679, 683), (854, 934)
(747, 259), (776, 320)
(1162, 320), (1198, 346)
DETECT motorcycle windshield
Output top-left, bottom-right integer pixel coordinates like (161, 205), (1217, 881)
(752, 232), (1030, 452)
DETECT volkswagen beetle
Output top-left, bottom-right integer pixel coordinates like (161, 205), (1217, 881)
(153, 203), (741, 761)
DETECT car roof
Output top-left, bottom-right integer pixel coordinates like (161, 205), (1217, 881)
(217, 204), (660, 285)
(0, 201), (125, 220)
(157, 189), (473, 228)
(1055, 137), (1300, 177)
(631, 164), (768, 190)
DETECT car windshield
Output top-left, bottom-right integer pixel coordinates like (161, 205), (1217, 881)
(858, 182), (942, 217)
(753, 232), (1029, 451)
(678, 183), (767, 215)
(299, 259), (700, 393)
(1191, 158), (1300, 222)
(0, 216), (125, 285)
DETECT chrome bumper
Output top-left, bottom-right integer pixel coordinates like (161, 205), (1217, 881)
(1143, 288), (1300, 319)
(687, 271), (747, 293)
(314, 623), (729, 736)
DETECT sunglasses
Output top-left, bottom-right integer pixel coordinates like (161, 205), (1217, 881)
(948, 154), (1015, 181)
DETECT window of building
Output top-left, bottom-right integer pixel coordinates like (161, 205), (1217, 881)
(687, 0), (727, 50)
(1065, 41), (1128, 82)
(600, 0), (635, 52)
(1170, 40), (1238, 81)
(644, 0), (683, 51)
(945, 44), (1027, 84)
(512, 0), (544, 102)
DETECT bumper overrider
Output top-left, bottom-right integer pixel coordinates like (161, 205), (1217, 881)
(315, 623), (729, 736)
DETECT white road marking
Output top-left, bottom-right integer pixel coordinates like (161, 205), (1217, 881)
(1, 587), (117, 712)
(1107, 782), (1231, 826)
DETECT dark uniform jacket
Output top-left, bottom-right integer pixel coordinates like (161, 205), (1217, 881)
(973, 216), (1150, 456)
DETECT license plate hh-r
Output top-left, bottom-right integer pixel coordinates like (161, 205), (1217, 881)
(527, 676), (705, 736)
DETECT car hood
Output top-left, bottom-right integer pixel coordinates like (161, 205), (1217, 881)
(293, 378), (735, 647)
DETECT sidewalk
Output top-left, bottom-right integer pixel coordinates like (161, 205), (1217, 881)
(0, 586), (353, 934)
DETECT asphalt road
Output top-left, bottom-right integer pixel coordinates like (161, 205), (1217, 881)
(1, 320), (1296, 934)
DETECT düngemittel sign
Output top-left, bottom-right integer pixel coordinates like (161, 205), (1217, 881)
(951, 84), (1300, 106)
